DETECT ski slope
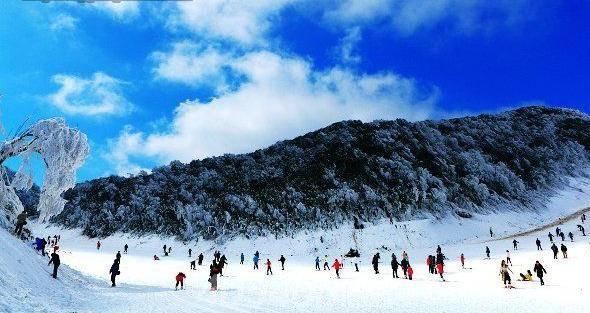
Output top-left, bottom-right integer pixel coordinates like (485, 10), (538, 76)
(5, 177), (590, 312)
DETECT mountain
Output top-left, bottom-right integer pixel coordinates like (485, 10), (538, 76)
(52, 106), (590, 240)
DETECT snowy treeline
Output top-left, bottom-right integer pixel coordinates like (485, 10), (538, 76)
(54, 106), (590, 240)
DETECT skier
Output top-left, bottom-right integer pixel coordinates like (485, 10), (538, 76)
(124, 244), (128, 254)
(218, 255), (228, 276)
(209, 262), (219, 291)
(279, 255), (286, 270)
(253, 253), (260, 270)
(372, 252), (380, 274)
(489, 227), (494, 238)
(188, 248), (192, 258)
(551, 243), (559, 259)
(548, 232), (554, 242)
(240, 253), (245, 265)
(485, 246), (491, 258)
(266, 259), (273, 275)
(460, 253), (465, 269)
(400, 258), (409, 279)
(560, 244), (568, 258)
(568, 232), (574, 242)
(536, 238), (542, 250)
(506, 250), (512, 265)
(436, 252), (445, 281)
(109, 259), (120, 287)
(14, 211), (27, 237)
(198, 253), (204, 266)
(533, 261), (547, 286)
(175, 272), (186, 290)
(512, 240), (519, 250)
(48, 251), (60, 279)
(407, 264), (414, 280)
(315, 256), (321, 271)
(332, 259), (342, 278)
(97, 241), (101, 250)
(391, 253), (399, 278)
(190, 260), (196, 270)
(499, 260), (513, 288)
(323, 255), (330, 271)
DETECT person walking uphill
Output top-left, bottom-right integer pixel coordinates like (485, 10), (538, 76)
(332, 259), (342, 278)
(48, 251), (60, 279)
(266, 259), (273, 275)
(560, 244), (568, 258)
(513, 240), (519, 250)
(551, 243), (559, 259)
(14, 211), (27, 237)
(109, 259), (120, 287)
(372, 253), (380, 274)
(533, 261), (547, 286)
(279, 255), (286, 270)
(175, 272), (186, 290)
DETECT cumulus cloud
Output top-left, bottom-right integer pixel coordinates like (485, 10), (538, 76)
(107, 50), (437, 175)
(47, 72), (133, 116)
(49, 13), (78, 31)
(338, 27), (362, 64)
(94, 1), (140, 20)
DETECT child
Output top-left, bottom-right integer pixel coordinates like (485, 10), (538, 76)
(407, 265), (414, 280)
(175, 272), (186, 290)
(266, 259), (273, 275)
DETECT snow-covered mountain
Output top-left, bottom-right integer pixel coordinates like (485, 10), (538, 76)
(52, 106), (590, 240)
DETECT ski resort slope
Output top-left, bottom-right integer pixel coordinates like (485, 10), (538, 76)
(9, 177), (590, 313)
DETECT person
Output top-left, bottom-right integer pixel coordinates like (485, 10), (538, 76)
(499, 260), (513, 288)
(48, 251), (60, 279)
(219, 255), (228, 276)
(266, 259), (273, 275)
(168, 247), (172, 254)
(240, 253), (245, 265)
(560, 243), (568, 258)
(555, 227), (561, 237)
(372, 253), (380, 274)
(577, 224), (586, 236)
(512, 240), (519, 250)
(188, 248), (192, 258)
(402, 251), (409, 262)
(215, 251), (221, 262)
(315, 256), (321, 271)
(198, 253), (204, 266)
(14, 211), (27, 236)
(163, 245), (167, 255)
(400, 257), (409, 279)
(279, 255), (286, 270)
(568, 232), (574, 242)
(124, 244), (128, 254)
(490, 227), (494, 238)
(460, 253), (465, 269)
(323, 256), (330, 271)
(407, 264), (414, 280)
(153, 255), (160, 261)
(559, 232), (565, 242)
(519, 270), (533, 281)
(506, 250), (512, 265)
(41, 238), (47, 257)
(97, 241), (101, 250)
(426, 255), (433, 273)
(332, 259), (342, 278)
(209, 262), (219, 291)
(391, 253), (399, 278)
(175, 272), (186, 290)
(536, 238), (542, 250)
(253, 253), (260, 270)
(485, 246), (490, 258)
(582, 213), (586, 224)
(533, 261), (547, 286)
(116, 251), (121, 262)
(436, 245), (442, 254)
(436, 252), (445, 281)
(109, 259), (120, 287)
(190, 260), (196, 270)
(548, 232), (554, 242)
(551, 243), (559, 259)
(53, 244), (59, 253)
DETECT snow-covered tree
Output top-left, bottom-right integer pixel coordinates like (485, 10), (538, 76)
(0, 118), (89, 227)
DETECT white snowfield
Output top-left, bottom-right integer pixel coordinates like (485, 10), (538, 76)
(4, 177), (590, 313)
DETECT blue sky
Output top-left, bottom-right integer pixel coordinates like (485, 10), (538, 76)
(0, 0), (589, 182)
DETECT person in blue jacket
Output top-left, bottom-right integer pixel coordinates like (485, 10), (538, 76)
(253, 254), (260, 270)
(315, 256), (320, 270)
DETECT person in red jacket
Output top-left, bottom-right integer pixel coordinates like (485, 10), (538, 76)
(266, 259), (273, 275)
(175, 272), (186, 290)
(426, 255), (433, 273)
(332, 259), (342, 278)
(407, 265), (414, 280)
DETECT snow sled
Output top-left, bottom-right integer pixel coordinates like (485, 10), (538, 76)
(345, 249), (360, 258)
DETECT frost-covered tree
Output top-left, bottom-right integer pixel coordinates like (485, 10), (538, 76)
(0, 118), (89, 227)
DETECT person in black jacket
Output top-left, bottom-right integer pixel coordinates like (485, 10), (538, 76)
(535, 238), (542, 250)
(485, 246), (490, 258)
(41, 238), (47, 257)
(372, 253), (380, 274)
(279, 255), (286, 270)
(198, 253), (204, 266)
(391, 254), (399, 278)
(109, 259), (120, 287)
(533, 261), (547, 285)
(48, 252), (60, 279)
(551, 243), (559, 259)
(560, 244), (568, 258)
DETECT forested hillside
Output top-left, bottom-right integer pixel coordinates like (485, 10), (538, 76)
(52, 106), (590, 240)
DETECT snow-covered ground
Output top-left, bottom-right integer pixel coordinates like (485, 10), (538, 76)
(4, 177), (590, 312)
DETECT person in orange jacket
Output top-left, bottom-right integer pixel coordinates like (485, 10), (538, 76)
(407, 264), (414, 280)
(175, 272), (187, 290)
(332, 259), (342, 278)
(266, 259), (273, 275)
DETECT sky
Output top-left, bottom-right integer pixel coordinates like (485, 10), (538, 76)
(0, 0), (589, 182)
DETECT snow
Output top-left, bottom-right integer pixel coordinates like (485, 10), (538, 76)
(4, 177), (590, 312)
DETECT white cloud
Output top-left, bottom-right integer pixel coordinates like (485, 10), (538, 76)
(151, 41), (233, 90)
(49, 13), (78, 31)
(48, 72), (133, 116)
(338, 27), (362, 64)
(94, 2), (140, 20)
(107, 50), (437, 175)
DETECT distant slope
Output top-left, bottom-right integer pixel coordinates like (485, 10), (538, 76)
(53, 106), (590, 240)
